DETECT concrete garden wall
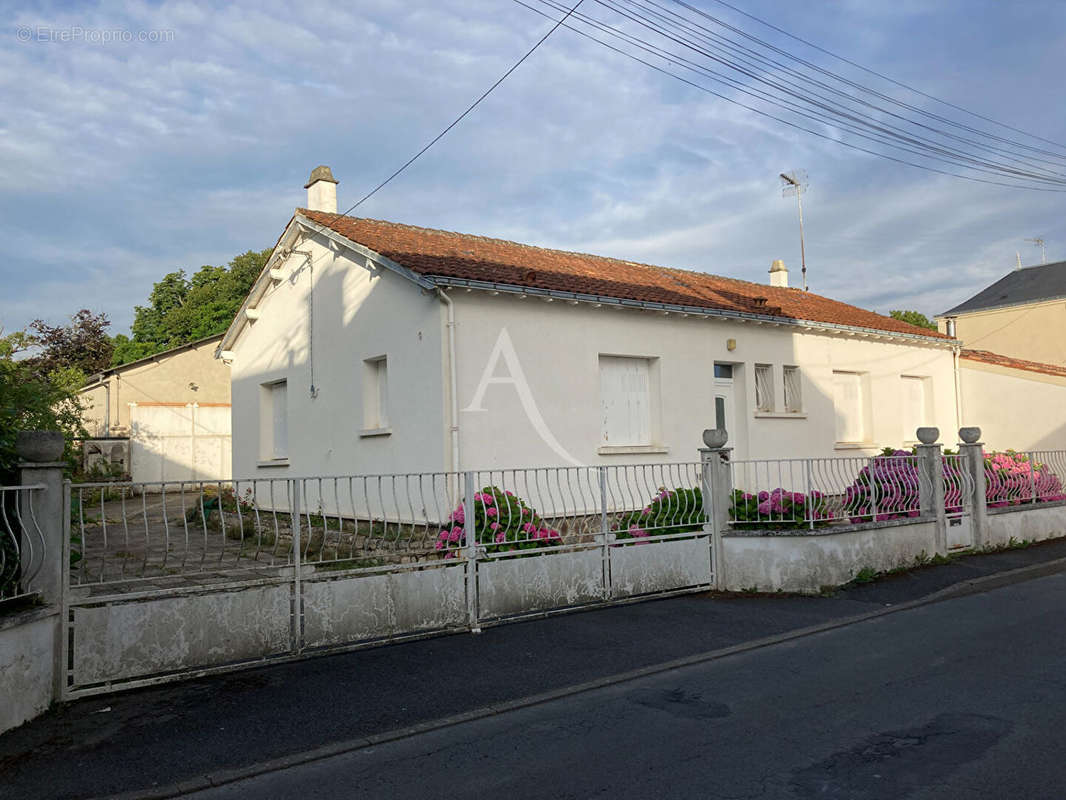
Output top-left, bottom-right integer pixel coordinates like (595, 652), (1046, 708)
(0, 607), (58, 735)
(722, 520), (939, 593)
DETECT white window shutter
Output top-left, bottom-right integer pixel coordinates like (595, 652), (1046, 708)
(600, 356), (651, 446)
(832, 372), (863, 443)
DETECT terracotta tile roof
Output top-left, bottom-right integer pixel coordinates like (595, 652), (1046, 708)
(961, 348), (1066, 379)
(300, 210), (952, 341)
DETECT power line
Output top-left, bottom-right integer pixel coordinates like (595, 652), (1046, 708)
(513, 0), (1066, 191)
(593, 0), (1066, 183)
(697, 0), (1066, 155)
(343, 0), (586, 214)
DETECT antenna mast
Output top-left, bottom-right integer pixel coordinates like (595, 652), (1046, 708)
(1025, 237), (1047, 264)
(780, 170), (809, 291)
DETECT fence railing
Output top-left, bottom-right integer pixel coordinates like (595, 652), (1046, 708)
(986, 451), (1066, 507)
(1, 484), (47, 603)
(70, 464), (708, 588)
(729, 454), (925, 529)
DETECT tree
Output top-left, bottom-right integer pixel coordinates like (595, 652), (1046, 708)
(26, 309), (114, 378)
(113, 248), (271, 365)
(0, 330), (86, 478)
(889, 310), (938, 331)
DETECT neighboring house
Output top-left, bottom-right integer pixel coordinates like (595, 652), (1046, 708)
(217, 167), (960, 480)
(959, 348), (1066, 451)
(79, 335), (232, 483)
(937, 260), (1066, 366)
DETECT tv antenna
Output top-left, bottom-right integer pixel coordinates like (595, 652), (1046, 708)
(1025, 237), (1047, 265)
(780, 170), (809, 291)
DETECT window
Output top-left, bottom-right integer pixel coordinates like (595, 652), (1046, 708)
(363, 356), (388, 431)
(713, 363), (733, 379)
(783, 366), (803, 413)
(259, 380), (288, 461)
(901, 375), (931, 442)
(754, 364), (774, 412)
(600, 355), (653, 446)
(832, 371), (866, 443)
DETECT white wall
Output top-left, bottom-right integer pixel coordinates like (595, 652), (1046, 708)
(960, 361), (1066, 451)
(450, 292), (957, 469)
(229, 230), (447, 479)
(0, 609), (58, 735)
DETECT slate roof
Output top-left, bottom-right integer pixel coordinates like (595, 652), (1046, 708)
(942, 260), (1066, 316)
(960, 348), (1066, 379)
(299, 210), (951, 341)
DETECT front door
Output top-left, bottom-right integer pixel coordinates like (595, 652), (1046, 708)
(713, 363), (737, 450)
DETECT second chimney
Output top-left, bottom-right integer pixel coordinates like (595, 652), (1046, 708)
(769, 259), (788, 288)
(305, 165), (338, 213)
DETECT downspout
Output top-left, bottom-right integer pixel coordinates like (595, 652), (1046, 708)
(952, 344), (963, 435)
(438, 288), (460, 475)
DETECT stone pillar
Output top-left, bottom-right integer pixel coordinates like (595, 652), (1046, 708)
(958, 427), (988, 550)
(916, 439), (947, 557)
(16, 431), (67, 606)
(700, 429), (731, 591)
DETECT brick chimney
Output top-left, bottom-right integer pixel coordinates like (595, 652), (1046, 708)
(305, 165), (338, 213)
(769, 259), (788, 288)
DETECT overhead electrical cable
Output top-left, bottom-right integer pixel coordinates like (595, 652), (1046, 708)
(343, 0), (585, 213)
(512, 0), (1066, 192)
(592, 0), (1066, 183)
(697, 0), (1066, 155)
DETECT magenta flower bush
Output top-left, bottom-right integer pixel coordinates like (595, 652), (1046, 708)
(844, 451), (922, 522)
(614, 487), (704, 541)
(985, 451), (1066, 506)
(435, 486), (561, 558)
(731, 488), (832, 530)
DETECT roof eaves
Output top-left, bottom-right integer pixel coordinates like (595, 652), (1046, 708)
(293, 213), (437, 291)
(940, 292), (1066, 318)
(432, 277), (956, 346)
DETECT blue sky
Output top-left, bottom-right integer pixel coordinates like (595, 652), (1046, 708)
(2, 0), (1065, 336)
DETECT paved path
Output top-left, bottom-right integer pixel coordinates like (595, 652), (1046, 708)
(2, 538), (1066, 799)
(188, 573), (1066, 800)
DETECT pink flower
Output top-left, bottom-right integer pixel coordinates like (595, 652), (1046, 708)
(641, 507), (652, 515)
(449, 506), (465, 524)
(489, 521), (500, 531)
(522, 522), (536, 534)
(505, 490), (514, 496)
(548, 529), (561, 540)
(444, 551), (456, 560)
(481, 494), (495, 506)
(485, 507), (498, 518)
(435, 540), (445, 551)
(494, 531), (505, 543)
(438, 529), (449, 540)
(521, 507), (531, 516)
(448, 527), (463, 542)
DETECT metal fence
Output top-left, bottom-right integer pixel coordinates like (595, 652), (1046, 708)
(986, 450), (1066, 507)
(70, 463), (707, 589)
(729, 454), (925, 529)
(1, 484), (46, 603)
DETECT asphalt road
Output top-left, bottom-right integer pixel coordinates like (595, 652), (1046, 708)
(186, 573), (1066, 800)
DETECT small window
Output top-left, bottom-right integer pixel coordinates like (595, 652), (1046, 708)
(754, 365), (774, 412)
(901, 375), (930, 442)
(783, 366), (803, 413)
(600, 355), (653, 446)
(259, 380), (288, 460)
(832, 371), (866, 443)
(363, 356), (388, 430)
(714, 363), (733, 380)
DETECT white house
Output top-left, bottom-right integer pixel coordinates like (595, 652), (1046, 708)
(217, 167), (960, 479)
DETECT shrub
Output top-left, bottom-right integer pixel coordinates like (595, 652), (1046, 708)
(845, 451), (922, 522)
(614, 487), (704, 541)
(731, 488), (832, 530)
(985, 450), (1066, 506)
(435, 486), (560, 558)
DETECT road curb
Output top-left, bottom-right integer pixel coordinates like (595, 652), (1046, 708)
(103, 556), (1066, 800)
